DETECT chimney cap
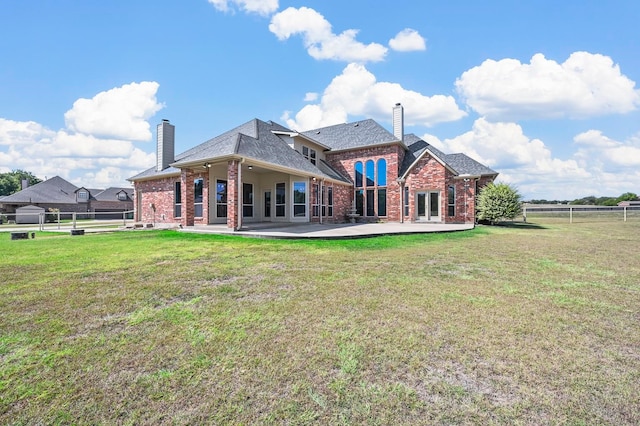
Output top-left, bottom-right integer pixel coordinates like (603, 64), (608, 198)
(162, 119), (170, 122)
(395, 103), (401, 106)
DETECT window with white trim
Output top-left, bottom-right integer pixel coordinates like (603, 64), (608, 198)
(302, 145), (317, 165)
(194, 178), (203, 217)
(448, 185), (455, 217)
(174, 182), (182, 218)
(293, 181), (306, 217)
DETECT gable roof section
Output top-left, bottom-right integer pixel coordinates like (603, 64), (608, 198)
(400, 134), (497, 179)
(443, 153), (498, 177)
(0, 176), (79, 204)
(130, 119), (351, 184)
(301, 119), (402, 152)
(93, 187), (134, 201)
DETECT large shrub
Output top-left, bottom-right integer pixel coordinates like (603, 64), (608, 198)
(477, 182), (522, 224)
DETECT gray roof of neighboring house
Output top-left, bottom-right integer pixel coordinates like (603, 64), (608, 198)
(131, 119), (351, 183)
(400, 134), (497, 177)
(93, 187), (133, 201)
(0, 176), (79, 204)
(301, 119), (401, 151)
(0, 176), (133, 205)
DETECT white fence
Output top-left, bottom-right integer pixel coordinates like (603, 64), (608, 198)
(522, 205), (640, 223)
(0, 210), (135, 231)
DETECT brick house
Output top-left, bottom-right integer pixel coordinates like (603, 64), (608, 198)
(0, 175), (133, 218)
(128, 104), (497, 229)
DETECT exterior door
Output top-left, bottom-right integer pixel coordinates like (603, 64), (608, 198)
(416, 191), (440, 221)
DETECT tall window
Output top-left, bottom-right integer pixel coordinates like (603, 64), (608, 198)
(312, 184), (319, 217)
(216, 179), (227, 218)
(366, 189), (375, 216)
(275, 183), (286, 217)
(365, 160), (375, 186)
(404, 186), (409, 217)
(264, 191), (271, 218)
(355, 162), (363, 188)
(327, 186), (334, 217)
(293, 181), (306, 217)
(243, 183), (253, 217)
(353, 158), (388, 217)
(377, 159), (387, 217)
(448, 185), (455, 217)
(174, 182), (182, 218)
(194, 178), (203, 217)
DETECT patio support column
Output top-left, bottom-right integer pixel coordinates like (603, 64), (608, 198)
(181, 168), (195, 227)
(227, 160), (239, 230)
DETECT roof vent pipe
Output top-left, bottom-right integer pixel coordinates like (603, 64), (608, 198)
(393, 103), (404, 142)
(157, 119), (175, 172)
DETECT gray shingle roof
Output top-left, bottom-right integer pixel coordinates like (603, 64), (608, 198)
(443, 153), (498, 176)
(0, 176), (79, 204)
(93, 187), (133, 201)
(130, 119), (351, 183)
(301, 119), (400, 151)
(400, 134), (497, 178)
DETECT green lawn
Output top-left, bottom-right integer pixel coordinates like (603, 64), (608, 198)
(1, 220), (639, 425)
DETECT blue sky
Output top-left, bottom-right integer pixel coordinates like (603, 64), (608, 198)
(1, 0), (639, 200)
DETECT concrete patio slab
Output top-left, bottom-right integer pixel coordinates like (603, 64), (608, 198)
(180, 222), (474, 239)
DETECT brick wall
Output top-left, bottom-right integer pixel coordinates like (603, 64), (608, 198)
(134, 177), (178, 224)
(326, 144), (404, 222)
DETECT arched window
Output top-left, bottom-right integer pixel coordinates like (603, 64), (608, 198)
(355, 161), (363, 188)
(376, 159), (387, 186)
(365, 160), (375, 186)
(353, 158), (388, 217)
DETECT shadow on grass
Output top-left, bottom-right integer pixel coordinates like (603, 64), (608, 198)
(479, 220), (547, 230)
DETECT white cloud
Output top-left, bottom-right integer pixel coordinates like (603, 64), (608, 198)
(269, 7), (388, 62)
(64, 81), (163, 141)
(207, 0), (278, 16)
(389, 29), (426, 52)
(283, 63), (466, 130)
(304, 92), (318, 102)
(574, 129), (640, 168)
(429, 118), (595, 200)
(0, 82), (161, 188)
(456, 52), (640, 120)
(0, 119), (55, 146)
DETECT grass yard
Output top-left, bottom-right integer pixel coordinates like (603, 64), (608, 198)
(1, 219), (639, 425)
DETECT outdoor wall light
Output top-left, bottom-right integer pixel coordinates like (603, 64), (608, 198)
(204, 162), (211, 168)
(248, 165), (253, 170)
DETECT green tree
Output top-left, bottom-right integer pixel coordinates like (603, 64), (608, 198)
(477, 182), (522, 224)
(615, 192), (638, 204)
(0, 170), (42, 196)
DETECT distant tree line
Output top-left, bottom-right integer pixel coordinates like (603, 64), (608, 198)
(0, 170), (42, 196)
(526, 192), (639, 206)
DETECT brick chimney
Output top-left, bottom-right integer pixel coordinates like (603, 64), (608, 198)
(392, 103), (404, 142)
(157, 119), (175, 172)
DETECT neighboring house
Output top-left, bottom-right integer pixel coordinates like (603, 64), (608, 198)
(0, 175), (133, 217)
(128, 105), (498, 229)
(617, 200), (640, 207)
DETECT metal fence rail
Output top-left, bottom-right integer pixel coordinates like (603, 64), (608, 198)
(0, 210), (135, 231)
(523, 205), (640, 223)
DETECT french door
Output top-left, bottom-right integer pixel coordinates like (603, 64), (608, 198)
(416, 191), (440, 221)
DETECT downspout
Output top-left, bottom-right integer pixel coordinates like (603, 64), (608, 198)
(319, 179), (323, 225)
(237, 159), (244, 231)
